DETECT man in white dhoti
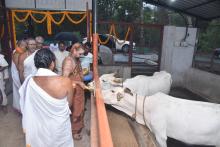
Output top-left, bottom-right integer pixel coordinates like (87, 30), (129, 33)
(11, 40), (27, 111)
(53, 41), (69, 75)
(18, 38), (37, 83)
(19, 49), (74, 147)
(0, 53), (9, 106)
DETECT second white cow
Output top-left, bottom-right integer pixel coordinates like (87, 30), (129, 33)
(102, 88), (220, 147)
(89, 71), (172, 96)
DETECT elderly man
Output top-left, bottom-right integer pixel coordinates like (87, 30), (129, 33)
(53, 41), (69, 75)
(0, 53), (9, 107)
(11, 39), (27, 111)
(19, 49), (74, 147)
(62, 42), (86, 140)
(35, 36), (44, 50)
(18, 38), (37, 83)
(12, 40), (27, 68)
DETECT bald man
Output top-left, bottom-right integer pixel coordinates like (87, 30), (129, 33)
(12, 40), (27, 68)
(11, 39), (27, 111)
(18, 38), (37, 83)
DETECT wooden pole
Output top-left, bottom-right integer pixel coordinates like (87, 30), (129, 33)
(91, 0), (113, 146)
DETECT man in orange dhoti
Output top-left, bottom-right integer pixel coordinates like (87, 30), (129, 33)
(62, 43), (86, 140)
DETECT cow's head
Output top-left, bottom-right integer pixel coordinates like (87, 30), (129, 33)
(88, 73), (123, 90)
(102, 87), (134, 105)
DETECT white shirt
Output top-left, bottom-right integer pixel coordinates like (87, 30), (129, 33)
(23, 51), (37, 79)
(49, 43), (59, 52)
(80, 52), (93, 70)
(53, 50), (69, 75)
(0, 54), (8, 67)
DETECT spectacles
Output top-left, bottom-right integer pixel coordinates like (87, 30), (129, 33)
(28, 44), (36, 45)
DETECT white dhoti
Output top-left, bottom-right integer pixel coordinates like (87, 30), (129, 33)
(11, 60), (21, 111)
(23, 51), (37, 79)
(19, 68), (74, 147)
(0, 54), (9, 106)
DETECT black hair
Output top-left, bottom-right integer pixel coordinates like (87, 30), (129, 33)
(66, 46), (72, 52)
(34, 49), (56, 69)
(58, 41), (65, 45)
(84, 42), (91, 48)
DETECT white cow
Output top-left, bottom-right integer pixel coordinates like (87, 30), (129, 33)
(123, 71), (172, 96)
(102, 88), (220, 147)
(89, 71), (172, 96)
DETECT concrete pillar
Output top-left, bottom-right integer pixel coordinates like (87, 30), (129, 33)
(160, 26), (197, 86)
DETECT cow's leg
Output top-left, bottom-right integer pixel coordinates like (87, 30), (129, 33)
(155, 134), (167, 147)
(150, 118), (167, 147)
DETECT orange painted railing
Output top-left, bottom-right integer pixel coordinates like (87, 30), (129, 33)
(91, 34), (114, 147)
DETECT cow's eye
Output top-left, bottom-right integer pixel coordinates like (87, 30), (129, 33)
(117, 92), (124, 101)
(111, 90), (115, 93)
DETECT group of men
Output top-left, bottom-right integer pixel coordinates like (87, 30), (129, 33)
(1, 36), (93, 146)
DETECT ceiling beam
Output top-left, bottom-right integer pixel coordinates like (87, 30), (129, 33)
(184, 0), (218, 10)
(144, 0), (210, 20)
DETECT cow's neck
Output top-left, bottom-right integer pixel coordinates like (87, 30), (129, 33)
(120, 93), (148, 126)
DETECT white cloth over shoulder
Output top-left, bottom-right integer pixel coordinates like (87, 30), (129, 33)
(11, 58), (21, 111)
(19, 68), (74, 147)
(23, 51), (37, 79)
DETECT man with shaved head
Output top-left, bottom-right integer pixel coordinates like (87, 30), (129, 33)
(11, 39), (27, 111)
(18, 38), (37, 83)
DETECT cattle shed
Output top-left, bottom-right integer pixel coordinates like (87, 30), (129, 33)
(0, 0), (220, 147)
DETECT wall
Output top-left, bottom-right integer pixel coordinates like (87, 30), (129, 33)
(160, 26), (197, 86)
(98, 65), (131, 80)
(184, 68), (220, 103)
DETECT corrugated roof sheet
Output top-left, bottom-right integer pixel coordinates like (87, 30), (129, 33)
(144, 0), (220, 20)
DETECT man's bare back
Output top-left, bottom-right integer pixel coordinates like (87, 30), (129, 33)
(18, 51), (29, 82)
(12, 52), (20, 68)
(33, 76), (74, 105)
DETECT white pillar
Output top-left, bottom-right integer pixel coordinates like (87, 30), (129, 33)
(160, 26), (197, 86)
